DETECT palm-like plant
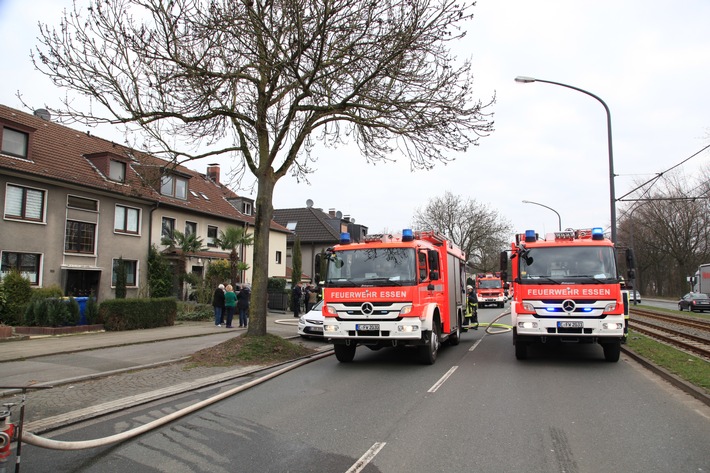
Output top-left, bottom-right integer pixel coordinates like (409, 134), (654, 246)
(161, 229), (206, 300)
(216, 226), (254, 285)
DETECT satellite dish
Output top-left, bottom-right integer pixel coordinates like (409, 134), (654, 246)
(350, 218), (356, 224)
(306, 199), (314, 208)
(336, 211), (343, 219)
(34, 109), (51, 121)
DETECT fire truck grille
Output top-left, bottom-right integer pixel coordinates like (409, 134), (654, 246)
(547, 327), (594, 334)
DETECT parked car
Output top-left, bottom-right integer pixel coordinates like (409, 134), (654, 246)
(298, 300), (324, 338)
(677, 293), (710, 312)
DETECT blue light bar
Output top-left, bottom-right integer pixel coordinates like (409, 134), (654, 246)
(402, 229), (414, 242)
(525, 230), (537, 242)
(340, 232), (351, 244)
(591, 227), (604, 240)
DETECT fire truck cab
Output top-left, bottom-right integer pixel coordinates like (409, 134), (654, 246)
(501, 227), (635, 362)
(318, 230), (467, 364)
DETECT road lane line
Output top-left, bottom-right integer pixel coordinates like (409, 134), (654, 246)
(428, 366), (458, 393)
(346, 442), (387, 473)
(469, 338), (483, 351)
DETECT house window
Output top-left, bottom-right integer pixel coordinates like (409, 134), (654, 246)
(4, 184), (45, 222)
(286, 221), (297, 231)
(112, 258), (137, 286)
(276, 251), (282, 264)
(161, 217), (175, 240)
(67, 195), (98, 211)
(243, 202), (252, 215)
(1, 127), (28, 159)
(115, 205), (140, 234)
(185, 221), (197, 237)
(207, 225), (218, 247)
(160, 175), (187, 199)
(1, 251), (41, 285)
(109, 160), (126, 182)
(65, 220), (96, 254)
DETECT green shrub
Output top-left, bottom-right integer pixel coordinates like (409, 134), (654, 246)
(30, 285), (63, 300)
(85, 296), (100, 325)
(0, 269), (33, 325)
(148, 245), (174, 298)
(99, 297), (177, 331)
(177, 301), (214, 321)
(22, 297), (80, 327)
(268, 277), (287, 292)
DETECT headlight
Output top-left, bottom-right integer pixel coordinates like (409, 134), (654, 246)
(324, 324), (339, 332)
(603, 322), (623, 330)
(522, 302), (535, 312)
(518, 321), (538, 329)
(604, 302), (617, 312)
(399, 305), (412, 315)
(397, 325), (419, 332)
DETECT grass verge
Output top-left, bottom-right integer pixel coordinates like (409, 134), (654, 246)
(626, 329), (710, 394)
(187, 333), (317, 368)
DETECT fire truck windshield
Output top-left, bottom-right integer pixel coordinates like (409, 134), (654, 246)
(326, 248), (417, 286)
(478, 280), (502, 289)
(519, 246), (617, 283)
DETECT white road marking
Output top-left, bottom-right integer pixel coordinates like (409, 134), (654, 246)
(428, 366), (458, 393)
(346, 442), (387, 473)
(469, 338), (483, 351)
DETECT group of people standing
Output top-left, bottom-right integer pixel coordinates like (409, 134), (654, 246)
(291, 282), (320, 318)
(212, 283), (251, 328)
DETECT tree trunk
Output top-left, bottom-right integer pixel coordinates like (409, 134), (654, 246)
(246, 172), (276, 336)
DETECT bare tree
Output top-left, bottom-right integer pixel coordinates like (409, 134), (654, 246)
(617, 168), (710, 297)
(412, 191), (511, 272)
(33, 0), (494, 336)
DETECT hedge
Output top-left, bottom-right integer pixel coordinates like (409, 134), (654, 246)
(99, 297), (177, 331)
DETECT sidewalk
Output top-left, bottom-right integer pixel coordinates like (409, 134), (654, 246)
(0, 311), (325, 434)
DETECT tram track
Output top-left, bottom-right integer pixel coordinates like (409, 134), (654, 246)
(629, 308), (710, 361)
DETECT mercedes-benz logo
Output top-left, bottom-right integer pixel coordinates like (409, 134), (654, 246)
(361, 302), (374, 315)
(562, 299), (576, 313)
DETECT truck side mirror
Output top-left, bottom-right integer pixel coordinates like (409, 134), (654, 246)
(430, 270), (439, 281)
(499, 251), (508, 271)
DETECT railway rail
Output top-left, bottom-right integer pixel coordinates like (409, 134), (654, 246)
(629, 308), (710, 360)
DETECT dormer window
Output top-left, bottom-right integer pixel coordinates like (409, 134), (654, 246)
(160, 175), (188, 199)
(109, 160), (126, 183)
(1, 126), (29, 159)
(243, 202), (252, 215)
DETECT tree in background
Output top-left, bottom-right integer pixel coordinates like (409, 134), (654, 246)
(412, 191), (512, 273)
(291, 236), (302, 287)
(114, 256), (127, 299)
(617, 167), (710, 297)
(161, 230), (207, 300)
(217, 226), (254, 286)
(148, 245), (173, 298)
(34, 0), (494, 336)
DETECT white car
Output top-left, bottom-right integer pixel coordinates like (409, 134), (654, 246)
(298, 300), (324, 338)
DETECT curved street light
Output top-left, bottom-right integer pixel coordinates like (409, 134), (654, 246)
(515, 76), (617, 244)
(522, 200), (562, 231)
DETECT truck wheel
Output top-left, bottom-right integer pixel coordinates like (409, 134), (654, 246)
(419, 323), (440, 365)
(602, 341), (621, 362)
(448, 322), (461, 346)
(515, 341), (528, 360)
(334, 344), (356, 363)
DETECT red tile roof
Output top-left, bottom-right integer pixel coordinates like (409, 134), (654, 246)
(0, 105), (288, 233)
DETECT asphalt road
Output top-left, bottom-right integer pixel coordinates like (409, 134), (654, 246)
(16, 307), (710, 473)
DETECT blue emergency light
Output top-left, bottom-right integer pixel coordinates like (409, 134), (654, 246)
(340, 232), (351, 244)
(591, 227), (604, 240)
(525, 230), (537, 242)
(402, 228), (414, 242)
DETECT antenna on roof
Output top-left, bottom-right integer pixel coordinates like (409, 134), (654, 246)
(306, 199), (314, 208)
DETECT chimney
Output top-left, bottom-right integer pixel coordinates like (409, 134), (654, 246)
(329, 208), (336, 217)
(207, 163), (220, 184)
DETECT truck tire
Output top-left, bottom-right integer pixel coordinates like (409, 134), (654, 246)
(515, 341), (528, 360)
(334, 344), (356, 363)
(602, 341), (621, 362)
(419, 323), (440, 365)
(448, 322), (461, 346)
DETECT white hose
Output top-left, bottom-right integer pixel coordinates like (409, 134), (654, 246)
(21, 351), (333, 450)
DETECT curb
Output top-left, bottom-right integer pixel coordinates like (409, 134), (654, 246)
(621, 346), (710, 408)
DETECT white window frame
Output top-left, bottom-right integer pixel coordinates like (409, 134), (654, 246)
(114, 205), (141, 235)
(4, 183), (47, 223)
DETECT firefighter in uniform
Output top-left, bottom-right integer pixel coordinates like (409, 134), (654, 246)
(465, 285), (479, 330)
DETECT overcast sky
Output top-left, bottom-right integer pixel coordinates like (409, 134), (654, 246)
(1, 0), (709, 237)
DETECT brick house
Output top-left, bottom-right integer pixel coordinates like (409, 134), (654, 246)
(0, 104), (288, 301)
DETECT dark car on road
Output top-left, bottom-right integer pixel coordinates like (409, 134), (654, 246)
(677, 292), (710, 312)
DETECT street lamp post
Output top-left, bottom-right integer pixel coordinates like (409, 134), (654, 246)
(522, 200), (562, 231)
(514, 76), (617, 244)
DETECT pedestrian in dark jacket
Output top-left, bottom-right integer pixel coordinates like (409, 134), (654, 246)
(237, 285), (251, 328)
(292, 283), (303, 318)
(213, 284), (225, 327)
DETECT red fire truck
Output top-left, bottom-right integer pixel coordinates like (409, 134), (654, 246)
(500, 227), (635, 362)
(475, 272), (506, 308)
(317, 229), (467, 364)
